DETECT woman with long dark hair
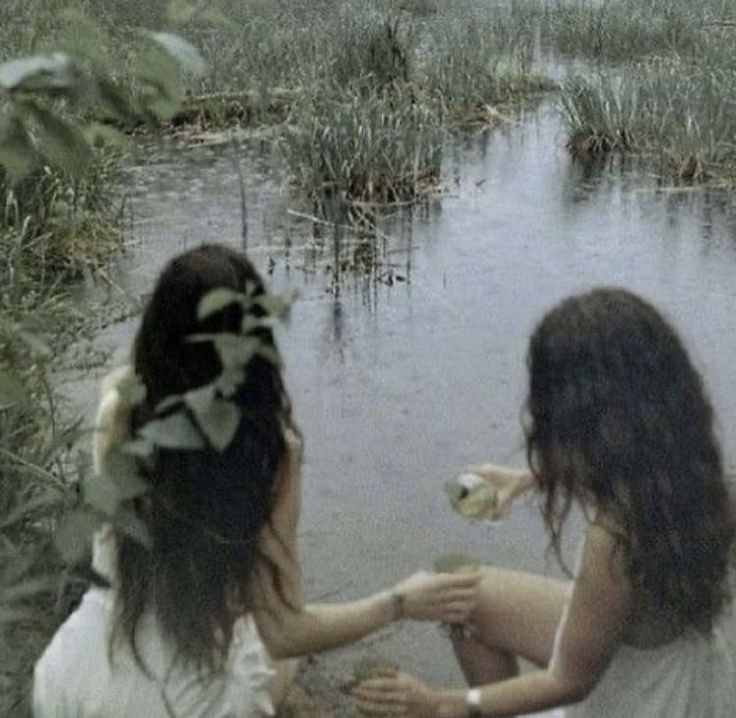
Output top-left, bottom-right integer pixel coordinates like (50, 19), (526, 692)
(355, 288), (736, 717)
(33, 244), (479, 717)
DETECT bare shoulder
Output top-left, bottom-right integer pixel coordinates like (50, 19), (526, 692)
(577, 512), (630, 593)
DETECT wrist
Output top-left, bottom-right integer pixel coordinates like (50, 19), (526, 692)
(512, 468), (535, 495)
(436, 689), (470, 718)
(378, 589), (405, 624)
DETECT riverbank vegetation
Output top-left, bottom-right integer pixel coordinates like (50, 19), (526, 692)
(4, 1), (736, 714)
(0, 13), (206, 713)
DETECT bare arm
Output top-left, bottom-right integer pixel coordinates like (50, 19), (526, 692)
(438, 522), (631, 716)
(253, 446), (480, 660)
(253, 551), (480, 661)
(355, 520), (631, 717)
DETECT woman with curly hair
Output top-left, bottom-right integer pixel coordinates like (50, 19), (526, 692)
(33, 244), (479, 717)
(355, 288), (736, 717)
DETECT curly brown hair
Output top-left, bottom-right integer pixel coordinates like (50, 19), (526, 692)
(525, 288), (735, 633)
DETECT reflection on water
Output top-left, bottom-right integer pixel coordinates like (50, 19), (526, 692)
(63, 103), (736, 689)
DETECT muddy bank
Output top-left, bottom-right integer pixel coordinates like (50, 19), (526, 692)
(57, 104), (736, 713)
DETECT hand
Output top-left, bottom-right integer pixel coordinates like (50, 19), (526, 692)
(354, 673), (440, 717)
(392, 570), (480, 623)
(458, 463), (533, 519)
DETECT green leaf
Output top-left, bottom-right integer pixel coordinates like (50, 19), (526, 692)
(150, 32), (207, 77)
(58, 9), (109, 68)
(111, 506), (150, 548)
(183, 383), (216, 416)
(139, 412), (205, 450)
(27, 104), (93, 178)
(166, 0), (198, 25)
(0, 114), (35, 183)
(134, 46), (181, 121)
(156, 394), (183, 414)
(85, 122), (127, 150)
(121, 438), (155, 458)
(242, 315), (281, 334)
(191, 398), (241, 452)
(188, 333), (260, 369)
(215, 367), (245, 398)
(0, 53), (77, 92)
(197, 288), (246, 321)
(254, 293), (293, 320)
(0, 370), (28, 409)
(256, 345), (282, 368)
(97, 77), (138, 124)
(85, 449), (149, 516)
(54, 509), (102, 564)
(116, 372), (147, 407)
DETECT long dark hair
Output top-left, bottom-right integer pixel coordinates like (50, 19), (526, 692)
(525, 288), (734, 633)
(113, 244), (296, 674)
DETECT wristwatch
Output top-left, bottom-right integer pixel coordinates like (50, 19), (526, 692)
(466, 688), (482, 718)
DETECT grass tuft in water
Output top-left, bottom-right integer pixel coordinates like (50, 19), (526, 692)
(283, 84), (443, 205)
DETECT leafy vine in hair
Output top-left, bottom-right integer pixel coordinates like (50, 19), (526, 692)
(54, 286), (294, 563)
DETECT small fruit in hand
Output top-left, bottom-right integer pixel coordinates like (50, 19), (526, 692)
(445, 472), (499, 520)
(433, 552), (480, 574)
(353, 655), (400, 683)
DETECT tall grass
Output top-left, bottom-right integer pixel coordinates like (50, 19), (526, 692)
(331, 12), (415, 91)
(0, 245), (84, 717)
(422, 17), (551, 124)
(283, 83), (443, 205)
(539, 0), (733, 63)
(562, 54), (736, 182)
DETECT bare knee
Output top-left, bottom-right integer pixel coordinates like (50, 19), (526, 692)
(463, 566), (570, 668)
(450, 630), (519, 685)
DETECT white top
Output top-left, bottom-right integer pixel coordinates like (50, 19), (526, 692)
(564, 625), (736, 717)
(33, 383), (276, 718)
(33, 583), (276, 718)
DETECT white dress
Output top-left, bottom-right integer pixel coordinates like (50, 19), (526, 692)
(33, 384), (276, 718)
(564, 625), (736, 718)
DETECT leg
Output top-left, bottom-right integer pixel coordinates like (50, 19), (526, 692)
(451, 567), (571, 686)
(268, 658), (299, 713)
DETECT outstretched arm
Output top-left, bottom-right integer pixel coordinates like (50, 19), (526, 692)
(253, 560), (480, 660)
(252, 448), (480, 660)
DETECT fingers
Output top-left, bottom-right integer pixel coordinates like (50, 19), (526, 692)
(354, 679), (404, 713)
(354, 678), (410, 716)
(433, 572), (481, 589)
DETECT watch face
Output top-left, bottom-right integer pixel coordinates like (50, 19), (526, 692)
(467, 688), (482, 716)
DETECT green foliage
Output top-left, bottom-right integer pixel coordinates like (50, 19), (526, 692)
(54, 285), (293, 566)
(0, 10), (208, 715)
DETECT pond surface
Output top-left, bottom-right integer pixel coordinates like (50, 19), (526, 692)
(58, 103), (736, 703)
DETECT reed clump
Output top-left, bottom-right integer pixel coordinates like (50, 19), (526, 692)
(562, 54), (736, 184)
(331, 13), (415, 91)
(283, 84), (443, 205)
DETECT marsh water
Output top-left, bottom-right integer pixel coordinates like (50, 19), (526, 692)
(58, 103), (736, 704)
